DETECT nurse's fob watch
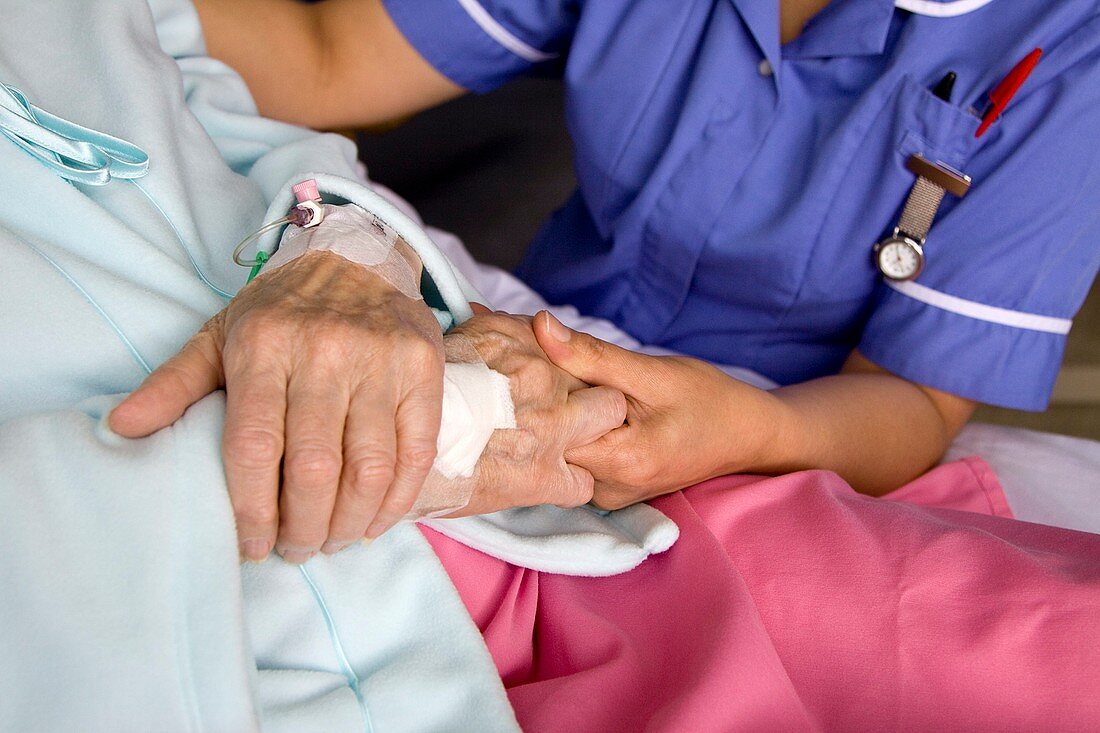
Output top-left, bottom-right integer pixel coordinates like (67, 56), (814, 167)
(875, 154), (971, 281)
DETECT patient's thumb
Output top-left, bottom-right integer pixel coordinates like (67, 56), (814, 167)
(535, 311), (643, 391)
(108, 329), (223, 438)
(564, 386), (628, 450)
(552, 464), (596, 509)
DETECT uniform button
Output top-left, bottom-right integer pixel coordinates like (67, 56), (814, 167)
(757, 59), (774, 77)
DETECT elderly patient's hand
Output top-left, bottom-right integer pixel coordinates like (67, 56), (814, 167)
(108, 250), (446, 563)
(437, 308), (627, 517)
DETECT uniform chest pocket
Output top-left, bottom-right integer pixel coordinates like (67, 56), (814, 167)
(798, 73), (982, 302)
(891, 73), (981, 170)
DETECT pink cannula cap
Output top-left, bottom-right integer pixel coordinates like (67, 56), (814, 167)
(292, 179), (321, 203)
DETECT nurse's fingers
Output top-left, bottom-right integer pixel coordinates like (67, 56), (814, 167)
(109, 314), (225, 437)
(323, 387), (398, 554)
(534, 311), (651, 393)
(222, 363), (288, 563)
(277, 377), (349, 563)
(562, 386), (628, 450)
(364, 362), (444, 540)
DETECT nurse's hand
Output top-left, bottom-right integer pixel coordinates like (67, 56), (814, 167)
(535, 312), (977, 503)
(532, 312), (778, 509)
(437, 308), (627, 517)
(108, 250), (445, 563)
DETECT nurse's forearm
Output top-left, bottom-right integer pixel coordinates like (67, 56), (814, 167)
(765, 353), (975, 495)
(534, 317), (975, 506)
(193, 0), (463, 129)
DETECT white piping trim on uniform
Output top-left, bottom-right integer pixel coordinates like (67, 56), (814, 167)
(887, 280), (1072, 335)
(455, 0), (558, 62)
(894, 0), (997, 18)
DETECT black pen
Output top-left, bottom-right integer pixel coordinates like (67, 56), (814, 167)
(932, 71), (957, 103)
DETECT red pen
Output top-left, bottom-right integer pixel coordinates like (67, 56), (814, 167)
(976, 47), (1042, 138)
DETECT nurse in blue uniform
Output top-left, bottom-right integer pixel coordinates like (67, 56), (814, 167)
(376, 0), (1096, 412)
(121, 0), (1100, 556)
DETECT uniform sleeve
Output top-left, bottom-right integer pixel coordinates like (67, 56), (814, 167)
(382, 0), (578, 93)
(860, 19), (1100, 411)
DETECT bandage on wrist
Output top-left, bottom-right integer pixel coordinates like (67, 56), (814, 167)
(259, 204), (422, 299)
(407, 337), (517, 519)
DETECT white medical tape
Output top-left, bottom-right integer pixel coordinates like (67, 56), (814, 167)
(260, 204), (422, 299)
(257, 173), (477, 324)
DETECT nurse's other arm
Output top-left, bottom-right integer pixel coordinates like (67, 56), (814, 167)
(535, 312), (976, 503)
(192, 0), (464, 129)
(768, 350), (977, 493)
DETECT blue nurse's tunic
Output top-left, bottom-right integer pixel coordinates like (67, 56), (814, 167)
(384, 0), (1100, 409)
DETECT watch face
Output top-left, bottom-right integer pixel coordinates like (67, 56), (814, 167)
(876, 238), (923, 281)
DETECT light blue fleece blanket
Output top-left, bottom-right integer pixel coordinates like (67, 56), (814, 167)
(0, 0), (676, 730)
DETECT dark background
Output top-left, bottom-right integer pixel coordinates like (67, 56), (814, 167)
(357, 78), (574, 271)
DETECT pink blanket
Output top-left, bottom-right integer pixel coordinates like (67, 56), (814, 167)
(425, 458), (1100, 731)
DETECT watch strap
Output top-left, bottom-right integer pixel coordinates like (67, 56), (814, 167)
(895, 154), (972, 242)
(897, 176), (946, 241)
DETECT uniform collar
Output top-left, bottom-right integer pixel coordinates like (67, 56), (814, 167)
(727, 0), (997, 66)
(782, 0), (897, 60)
(727, 0), (782, 83)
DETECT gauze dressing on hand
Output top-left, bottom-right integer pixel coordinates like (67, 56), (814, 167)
(408, 335), (517, 519)
(435, 361), (516, 479)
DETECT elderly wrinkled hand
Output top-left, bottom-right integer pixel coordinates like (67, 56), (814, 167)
(109, 249), (446, 563)
(436, 308), (627, 517)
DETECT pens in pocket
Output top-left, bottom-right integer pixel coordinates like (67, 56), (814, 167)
(976, 48), (1042, 138)
(931, 71), (956, 103)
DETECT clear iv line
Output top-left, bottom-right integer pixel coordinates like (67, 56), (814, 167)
(233, 216), (291, 267)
